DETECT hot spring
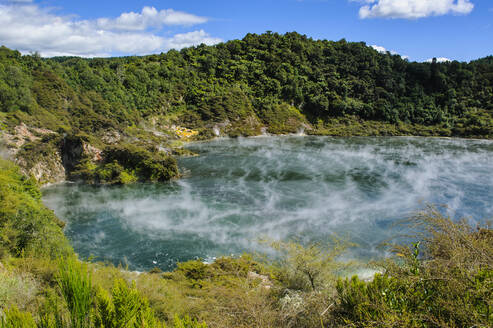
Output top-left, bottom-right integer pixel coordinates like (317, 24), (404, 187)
(42, 136), (493, 271)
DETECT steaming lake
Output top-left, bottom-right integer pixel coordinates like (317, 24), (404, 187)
(42, 136), (493, 271)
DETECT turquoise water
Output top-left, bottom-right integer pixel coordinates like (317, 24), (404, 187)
(42, 136), (493, 271)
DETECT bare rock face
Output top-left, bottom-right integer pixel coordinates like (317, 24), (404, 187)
(2, 124), (104, 184)
(83, 143), (103, 162)
(247, 271), (273, 289)
(101, 130), (121, 144)
(1, 123), (65, 184)
(1, 123), (55, 157)
(61, 135), (101, 172)
(20, 152), (66, 184)
(23, 136), (102, 185)
(13, 123), (40, 145)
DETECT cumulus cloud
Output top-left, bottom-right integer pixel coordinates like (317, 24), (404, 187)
(96, 6), (207, 31)
(371, 44), (388, 53)
(426, 57), (452, 62)
(353, 0), (474, 19)
(0, 3), (221, 57)
(165, 30), (224, 49)
(371, 44), (409, 59)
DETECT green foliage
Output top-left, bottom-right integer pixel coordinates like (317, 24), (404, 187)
(261, 103), (306, 134)
(102, 144), (179, 182)
(57, 257), (92, 328)
(0, 307), (37, 328)
(94, 279), (162, 328)
(0, 159), (72, 259)
(1, 32), (492, 139)
(71, 144), (178, 184)
(176, 261), (211, 282)
(172, 315), (207, 328)
(452, 109), (493, 137)
(335, 274), (415, 326)
(333, 208), (493, 327)
(268, 239), (351, 291)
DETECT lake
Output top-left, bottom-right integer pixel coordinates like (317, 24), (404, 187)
(42, 136), (493, 271)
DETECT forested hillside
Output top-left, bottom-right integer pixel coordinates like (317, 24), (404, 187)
(1, 32), (492, 183)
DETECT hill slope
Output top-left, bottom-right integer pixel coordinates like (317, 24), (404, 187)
(1, 32), (492, 183)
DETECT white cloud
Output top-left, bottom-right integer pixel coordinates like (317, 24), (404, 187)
(354, 0), (474, 19)
(426, 57), (452, 62)
(371, 44), (409, 59)
(371, 44), (387, 53)
(0, 4), (221, 57)
(165, 30), (223, 50)
(96, 6), (207, 31)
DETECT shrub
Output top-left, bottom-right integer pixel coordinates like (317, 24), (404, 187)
(268, 239), (352, 292)
(94, 279), (163, 328)
(333, 208), (493, 327)
(80, 143), (180, 184)
(261, 103), (306, 134)
(0, 159), (72, 259)
(176, 261), (211, 288)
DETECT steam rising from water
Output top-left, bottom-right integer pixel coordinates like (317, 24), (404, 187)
(42, 137), (493, 271)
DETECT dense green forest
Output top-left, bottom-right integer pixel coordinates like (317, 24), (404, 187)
(1, 32), (493, 134)
(1, 32), (492, 183)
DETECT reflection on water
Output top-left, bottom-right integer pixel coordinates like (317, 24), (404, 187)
(42, 136), (493, 271)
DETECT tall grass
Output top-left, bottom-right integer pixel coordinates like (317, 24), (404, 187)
(57, 257), (92, 328)
(0, 307), (37, 328)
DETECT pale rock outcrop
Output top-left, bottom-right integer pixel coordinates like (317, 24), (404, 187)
(247, 271), (273, 289)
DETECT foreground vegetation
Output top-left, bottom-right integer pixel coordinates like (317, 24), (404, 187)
(0, 31), (492, 184)
(1, 159), (491, 327)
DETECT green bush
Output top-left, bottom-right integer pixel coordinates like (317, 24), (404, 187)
(95, 279), (162, 328)
(268, 239), (351, 292)
(261, 103), (306, 134)
(71, 144), (176, 185)
(102, 144), (179, 182)
(0, 159), (72, 259)
(333, 208), (493, 327)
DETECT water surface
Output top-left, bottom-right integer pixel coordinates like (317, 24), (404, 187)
(42, 136), (493, 271)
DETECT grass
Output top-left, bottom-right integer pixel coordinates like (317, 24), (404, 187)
(0, 267), (38, 313)
(57, 257), (92, 328)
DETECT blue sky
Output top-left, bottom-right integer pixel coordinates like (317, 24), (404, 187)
(0, 0), (491, 61)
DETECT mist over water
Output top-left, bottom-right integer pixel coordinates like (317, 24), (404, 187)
(42, 136), (493, 271)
